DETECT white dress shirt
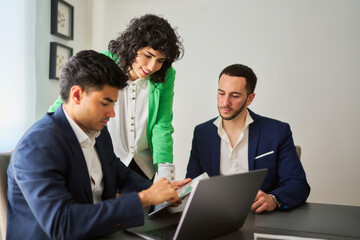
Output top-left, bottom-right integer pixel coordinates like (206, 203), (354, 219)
(63, 106), (104, 204)
(107, 78), (155, 179)
(214, 110), (253, 175)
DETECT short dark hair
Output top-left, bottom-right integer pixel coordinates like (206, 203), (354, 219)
(108, 14), (184, 83)
(219, 64), (257, 95)
(60, 50), (128, 103)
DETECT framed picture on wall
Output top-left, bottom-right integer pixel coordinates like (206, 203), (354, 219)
(51, 0), (74, 40)
(49, 42), (73, 79)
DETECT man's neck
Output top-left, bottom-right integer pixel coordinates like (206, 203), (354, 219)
(63, 104), (76, 124)
(63, 104), (87, 133)
(222, 110), (247, 130)
(222, 110), (247, 147)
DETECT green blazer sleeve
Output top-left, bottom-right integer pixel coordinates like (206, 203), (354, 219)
(147, 67), (175, 166)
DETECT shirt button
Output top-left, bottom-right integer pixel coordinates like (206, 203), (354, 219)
(132, 97), (136, 100)
(130, 129), (134, 132)
(131, 116), (134, 119)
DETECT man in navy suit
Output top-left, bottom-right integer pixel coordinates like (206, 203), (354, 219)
(7, 50), (189, 240)
(186, 64), (310, 213)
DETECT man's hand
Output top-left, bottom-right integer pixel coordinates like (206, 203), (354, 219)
(251, 190), (277, 213)
(170, 178), (192, 207)
(171, 178), (192, 190)
(138, 177), (179, 208)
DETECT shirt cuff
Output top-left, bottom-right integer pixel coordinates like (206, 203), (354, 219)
(269, 194), (281, 209)
(157, 163), (175, 181)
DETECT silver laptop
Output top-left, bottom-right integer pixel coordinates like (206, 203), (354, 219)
(127, 169), (268, 240)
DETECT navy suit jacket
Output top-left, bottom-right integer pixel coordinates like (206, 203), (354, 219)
(7, 106), (152, 240)
(186, 109), (310, 210)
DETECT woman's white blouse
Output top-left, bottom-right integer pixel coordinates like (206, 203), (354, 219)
(107, 78), (155, 179)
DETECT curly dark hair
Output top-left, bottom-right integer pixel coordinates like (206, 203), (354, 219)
(108, 14), (184, 83)
(60, 50), (128, 103)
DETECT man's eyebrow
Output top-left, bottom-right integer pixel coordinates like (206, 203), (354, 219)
(103, 97), (115, 103)
(217, 89), (242, 95)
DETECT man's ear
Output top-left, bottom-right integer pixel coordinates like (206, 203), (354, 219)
(246, 93), (255, 107)
(70, 86), (83, 104)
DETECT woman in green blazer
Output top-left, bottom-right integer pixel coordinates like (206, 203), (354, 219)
(49, 14), (184, 180)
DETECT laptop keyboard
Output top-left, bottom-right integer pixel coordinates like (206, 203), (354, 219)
(143, 223), (178, 240)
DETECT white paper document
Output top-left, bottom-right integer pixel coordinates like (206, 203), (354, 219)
(254, 233), (326, 240)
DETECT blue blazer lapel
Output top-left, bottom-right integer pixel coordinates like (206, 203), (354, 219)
(248, 109), (260, 171)
(53, 106), (93, 203)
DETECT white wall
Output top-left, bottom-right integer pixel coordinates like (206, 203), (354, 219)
(90, 0), (360, 206)
(0, 0), (36, 152)
(0, 0), (92, 152)
(35, 0), (92, 120)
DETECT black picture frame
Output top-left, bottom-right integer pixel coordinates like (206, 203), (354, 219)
(51, 0), (74, 40)
(49, 42), (73, 79)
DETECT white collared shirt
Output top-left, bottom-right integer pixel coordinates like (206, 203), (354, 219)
(107, 78), (155, 179)
(63, 106), (104, 204)
(214, 110), (253, 175)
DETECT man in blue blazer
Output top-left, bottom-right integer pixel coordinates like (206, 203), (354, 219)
(186, 64), (310, 213)
(7, 50), (188, 240)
